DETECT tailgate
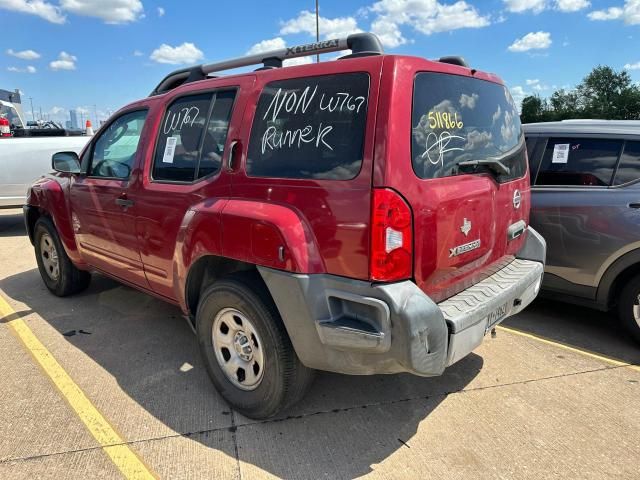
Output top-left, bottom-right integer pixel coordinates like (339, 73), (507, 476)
(380, 66), (530, 303)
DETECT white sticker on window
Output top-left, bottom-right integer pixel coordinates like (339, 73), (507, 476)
(162, 136), (178, 164)
(552, 143), (570, 164)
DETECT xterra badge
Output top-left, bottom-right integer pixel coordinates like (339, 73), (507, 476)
(449, 239), (481, 257)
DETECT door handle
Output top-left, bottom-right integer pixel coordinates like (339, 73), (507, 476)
(225, 140), (240, 172)
(115, 197), (134, 209)
(629, 203), (640, 209)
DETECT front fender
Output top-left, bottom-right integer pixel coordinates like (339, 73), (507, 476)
(26, 174), (84, 265)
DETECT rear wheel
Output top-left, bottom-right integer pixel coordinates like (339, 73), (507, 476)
(34, 217), (91, 296)
(617, 274), (640, 343)
(196, 271), (314, 419)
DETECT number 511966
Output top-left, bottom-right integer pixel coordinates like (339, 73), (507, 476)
(428, 111), (464, 130)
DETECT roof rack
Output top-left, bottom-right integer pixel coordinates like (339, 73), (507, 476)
(150, 32), (384, 96)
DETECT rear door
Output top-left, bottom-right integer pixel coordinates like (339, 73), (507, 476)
(134, 77), (253, 299)
(530, 136), (638, 295)
(379, 59), (530, 302)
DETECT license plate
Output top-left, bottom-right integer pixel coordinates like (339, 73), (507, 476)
(485, 302), (508, 331)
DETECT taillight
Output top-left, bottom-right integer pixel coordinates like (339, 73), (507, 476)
(0, 117), (11, 137)
(370, 188), (413, 282)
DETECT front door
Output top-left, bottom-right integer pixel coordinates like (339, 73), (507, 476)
(70, 109), (149, 287)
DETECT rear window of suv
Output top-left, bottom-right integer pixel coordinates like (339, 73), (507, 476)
(411, 73), (526, 183)
(247, 73), (369, 180)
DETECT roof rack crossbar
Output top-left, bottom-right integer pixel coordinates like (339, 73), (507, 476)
(150, 32), (383, 96)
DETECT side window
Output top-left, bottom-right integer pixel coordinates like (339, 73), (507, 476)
(246, 73), (370, 180)
(199, 90), (235, 178)
(89, 110), (147, 179)
(153, 90), (236, 182)
(613, 141), (640, 186)
(535, 138), (622, 187)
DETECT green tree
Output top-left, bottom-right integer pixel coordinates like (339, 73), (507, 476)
(519, 65), (640, 122)
(520, 95), (545, 123)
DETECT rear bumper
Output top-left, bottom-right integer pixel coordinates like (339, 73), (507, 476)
(258, 226), (546, 376)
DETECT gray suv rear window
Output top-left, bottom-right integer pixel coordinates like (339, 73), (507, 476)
(411, 72), (526, 183)
(247, 73), (369, 180)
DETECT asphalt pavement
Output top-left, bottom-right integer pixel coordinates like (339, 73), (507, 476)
(1, 208), (638, 479)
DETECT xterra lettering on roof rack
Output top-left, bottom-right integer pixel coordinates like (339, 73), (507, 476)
(285, 39), (339, 56)
(150, 33), (384, 97)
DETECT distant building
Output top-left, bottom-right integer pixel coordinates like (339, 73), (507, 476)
(65, 120), (72, 129)
(69, 109), (78, 129)
(0, 88), (26, 126)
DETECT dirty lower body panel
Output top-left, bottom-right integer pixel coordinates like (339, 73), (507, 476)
(258, 227), (546, 376)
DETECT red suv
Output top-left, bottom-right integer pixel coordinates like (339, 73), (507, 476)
(24, 33), (545, 419)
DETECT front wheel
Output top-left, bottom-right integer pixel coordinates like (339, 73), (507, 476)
(34, 217), (91, 297)
(617, 274), (640, 344)
(196, 272), (314, 419)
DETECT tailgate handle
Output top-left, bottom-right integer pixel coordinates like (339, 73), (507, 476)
(507, 220), (526, 242)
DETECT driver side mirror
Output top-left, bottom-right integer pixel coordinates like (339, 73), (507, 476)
(52, 151), (81, 174)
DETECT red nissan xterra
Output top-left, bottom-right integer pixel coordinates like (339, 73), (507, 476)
(24, 33), (546, 419)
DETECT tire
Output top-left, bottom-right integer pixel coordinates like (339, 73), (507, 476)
(34, 216), (91, 297)
(617, 274), (640, 344)
(196, 271), (315, 419)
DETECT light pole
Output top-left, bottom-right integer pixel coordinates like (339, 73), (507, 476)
(315, 0), (320, 63)
(28, 97), (35, 121)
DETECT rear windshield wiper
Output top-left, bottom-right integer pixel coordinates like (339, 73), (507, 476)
(456, 158), (510, 177)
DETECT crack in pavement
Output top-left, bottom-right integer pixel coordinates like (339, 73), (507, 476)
(230, 409), (243, 480)
(1, 363), (632, 466)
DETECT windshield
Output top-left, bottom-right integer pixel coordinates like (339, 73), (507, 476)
(411, 72), (526, 183)
(0, 104), (23, 128)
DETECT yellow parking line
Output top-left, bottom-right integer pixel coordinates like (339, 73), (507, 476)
(497, 325), (640, 373)
(0, 294), (156, 479)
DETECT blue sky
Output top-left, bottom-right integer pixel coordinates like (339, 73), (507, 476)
(1, 0), (639, 125)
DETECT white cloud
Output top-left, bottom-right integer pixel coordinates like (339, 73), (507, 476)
(556, 0), (590, 12)
(59, 0), (143, 24)
(247, 37), (312, 66)
(510, 86), (528, 111)
(624, 61), (640, 70)
(503, 0), (546, 13)
(588, 7), (623, 20)
(508, 31), (552, 52)
(132, 49), (143, 57)
(280, 10), (361, 39)
(371, 16), (406, 48)
(0, 0), (65, 23)
(369, 0), (489, 45)
(50, 51), (77, 70)
(526, 79), (550, 91)
(157, 6), (164, 17)
(7, 65), (37, 73)
(50, 106), (66, 115)
(589, 1), (640, 24)
(503, 0), (590, 14)
(150, 42), (204, 65)
(6, 48), (41, 59)
(525, 78), (539, 85)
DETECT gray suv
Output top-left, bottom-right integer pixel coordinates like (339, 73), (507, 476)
(524, 120), (640, 342)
